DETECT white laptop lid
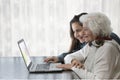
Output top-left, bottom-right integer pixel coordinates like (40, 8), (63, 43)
(18, 39), (32, 67)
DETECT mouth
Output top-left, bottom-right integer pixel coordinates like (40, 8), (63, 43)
(77, 36), (84, 41)
(79, 36), (84, 39)
(84, 35), (88, 38)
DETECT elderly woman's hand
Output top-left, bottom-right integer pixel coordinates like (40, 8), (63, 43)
(56, 63), (85, 70)
(71, 59), (84, 68)
(56, 59), (84, 70)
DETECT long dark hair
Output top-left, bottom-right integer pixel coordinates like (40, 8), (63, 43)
(68, 13), (88, 53)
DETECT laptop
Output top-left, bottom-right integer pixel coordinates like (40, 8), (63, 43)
(18, 39), (63, 73)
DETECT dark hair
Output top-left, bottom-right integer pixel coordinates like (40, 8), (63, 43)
(68, 12), (88, 52)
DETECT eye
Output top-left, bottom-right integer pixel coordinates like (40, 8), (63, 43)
(76, 29), (82, 32)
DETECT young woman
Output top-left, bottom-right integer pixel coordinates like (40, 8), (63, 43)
(57, 12), (120, 79)
(44, 13), (88, 63)
(44, 13), (120, 64)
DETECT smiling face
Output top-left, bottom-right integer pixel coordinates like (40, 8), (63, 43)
(82, 23), (96, 42)
(72, 22), (85, 43)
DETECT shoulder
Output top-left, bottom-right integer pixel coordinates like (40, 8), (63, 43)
(104, 40), (120, 49)
(98, 40), (120, 56)
(96, 40), (120, 56)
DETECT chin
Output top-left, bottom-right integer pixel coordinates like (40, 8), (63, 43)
(85, 39), (90, 43)
(79, 40), (84, 43)
(85, 41), (89, 43)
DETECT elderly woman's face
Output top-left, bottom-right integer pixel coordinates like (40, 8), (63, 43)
(82, 25), (96, 42)
(72, 22), (85, 43)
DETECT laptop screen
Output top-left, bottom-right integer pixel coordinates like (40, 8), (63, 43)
(18, 39), (31, 67)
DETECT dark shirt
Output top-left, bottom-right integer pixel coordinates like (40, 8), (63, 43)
(58, 32), (120, 63)
(110, 33), (120, 45)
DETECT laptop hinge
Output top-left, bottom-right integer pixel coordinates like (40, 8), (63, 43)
(28, 62), (32, 70)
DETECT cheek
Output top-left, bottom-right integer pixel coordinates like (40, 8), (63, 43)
(74, 33), (76, 38)
(88, 32), (95, 40)
(84, 31), (89, 36)
(86, 30), (92, 36)
(84, 31), (93, 39)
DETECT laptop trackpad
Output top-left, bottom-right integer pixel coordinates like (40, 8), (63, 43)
(49, 63), (62, 70)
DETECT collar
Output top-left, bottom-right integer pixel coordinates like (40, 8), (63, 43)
(89, 36), (112, 48)
(89, 41), (104, 48)
(96, 36), (112, 40)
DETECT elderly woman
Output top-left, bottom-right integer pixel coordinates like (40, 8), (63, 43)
(57, 12), (120, 79)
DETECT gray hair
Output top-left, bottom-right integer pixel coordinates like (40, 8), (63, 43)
(79, 12), (113, 37)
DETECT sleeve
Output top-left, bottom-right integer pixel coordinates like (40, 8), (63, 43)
(64, 44), (89, 64)
(110, 32), (120, 45)
(57, 43), (85, 63)
(57, 52), (71, 63)
(71, 67), (97, 79)
(71, 43), (117, 79)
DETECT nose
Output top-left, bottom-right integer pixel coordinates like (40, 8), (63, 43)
(79, 30), (84, 36)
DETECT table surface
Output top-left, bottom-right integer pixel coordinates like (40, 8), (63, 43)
(0, 57), (79, 80)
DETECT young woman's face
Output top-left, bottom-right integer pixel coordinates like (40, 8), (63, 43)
(72, 22), (85, 43)
(82, 25), (96, 42)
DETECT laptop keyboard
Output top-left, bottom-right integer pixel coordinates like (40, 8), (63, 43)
(36, 64), (50, 71)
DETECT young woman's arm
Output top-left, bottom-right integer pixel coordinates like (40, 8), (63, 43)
(110, 32), (120, 45)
